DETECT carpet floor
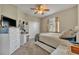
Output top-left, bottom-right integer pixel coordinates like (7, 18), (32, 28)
(12, 40), (50, 55)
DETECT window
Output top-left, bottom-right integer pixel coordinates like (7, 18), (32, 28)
(48, 17), (56, 32)
(48, 17), (60, 32)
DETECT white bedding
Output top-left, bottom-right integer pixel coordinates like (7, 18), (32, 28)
(39, 33), (63, 48)
(51, 45), (69, 55)
(39, 33), (72, 47)
(51, 45), (75, 55)
(36, 33), (73, 53)
(40, 33), (61, 38)
(36, 33), (72, 54)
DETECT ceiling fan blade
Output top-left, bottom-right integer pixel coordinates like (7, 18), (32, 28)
(34, 11), (38, 14)
(31, 5), (49, 15)
(42, 12), (44, 15)
(31, 8), (39, 10)
(44, 9), (49, 11)
(30, 8), (36, 10)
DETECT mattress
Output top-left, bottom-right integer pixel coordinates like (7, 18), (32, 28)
(40, 33), (61, 38)
(51, 45), (75, 55)
(39, 33), (62, 48)
(35, 33), (73, 53)
(39, 33), (72, 48)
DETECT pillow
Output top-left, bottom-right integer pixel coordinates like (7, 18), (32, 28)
(60, 39), (73, 47)
(60, 29), (75, 39)
(74, 26), (79, 33)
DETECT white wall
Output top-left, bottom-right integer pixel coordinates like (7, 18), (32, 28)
(1, 4), (17, 20)
(78, 5), (79, 26)
(40, 18), (49, 33)
(40, 6), (78, 32)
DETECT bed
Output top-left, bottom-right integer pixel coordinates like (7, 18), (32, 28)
(38, 33), (62, 48)
(35, 33), (72, 53)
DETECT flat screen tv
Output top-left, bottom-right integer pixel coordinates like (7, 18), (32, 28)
(2, 16), (16, 27)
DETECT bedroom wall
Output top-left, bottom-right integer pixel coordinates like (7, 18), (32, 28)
(78, 5), (79, 26)
(0, 4), (40, 39)
(40, 18), (49, 33)
(40, 6), (78, 32)
(2, 5), (17, 20)
(0, 5), (2, 20)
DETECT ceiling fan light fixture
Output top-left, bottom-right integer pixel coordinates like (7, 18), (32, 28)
(38, 11), (43, 14)
(31, 4), (49, 15)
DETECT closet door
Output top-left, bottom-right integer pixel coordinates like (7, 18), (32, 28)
(29, 21), (40, 39)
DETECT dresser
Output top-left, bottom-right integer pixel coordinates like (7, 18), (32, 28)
(9, 27), (20, 54)
(0, 27), (20, 55)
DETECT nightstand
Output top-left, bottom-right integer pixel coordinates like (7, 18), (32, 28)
(71, 44), (79, 54)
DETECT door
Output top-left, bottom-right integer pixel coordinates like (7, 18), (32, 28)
(29, 21), (40, 39)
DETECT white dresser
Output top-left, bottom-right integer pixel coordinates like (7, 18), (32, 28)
(9, 27), (20, 54)
(0, 27), (20, 55)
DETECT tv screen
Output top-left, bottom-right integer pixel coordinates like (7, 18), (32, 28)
(2, 16), (16, 27)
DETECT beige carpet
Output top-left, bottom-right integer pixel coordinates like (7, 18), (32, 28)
(12, 40), (50, 55)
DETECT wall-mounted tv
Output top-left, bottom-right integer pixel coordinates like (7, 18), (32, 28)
(2, 16), (16, 27)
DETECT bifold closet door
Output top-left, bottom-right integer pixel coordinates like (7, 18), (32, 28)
(29, 21), (40, 39)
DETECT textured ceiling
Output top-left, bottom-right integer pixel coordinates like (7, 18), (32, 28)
(14, 4), (76, 18)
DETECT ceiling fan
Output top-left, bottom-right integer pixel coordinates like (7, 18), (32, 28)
(30, 4), (49, 15)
